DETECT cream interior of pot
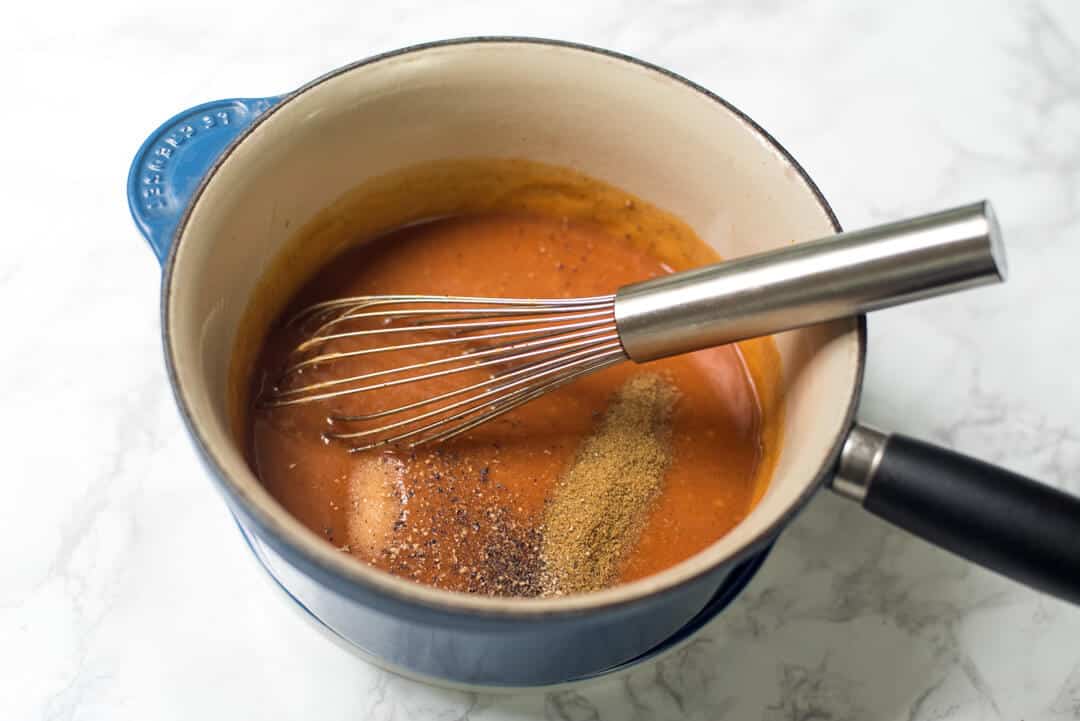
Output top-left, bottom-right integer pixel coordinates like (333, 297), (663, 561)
(165, 41), (861, 612)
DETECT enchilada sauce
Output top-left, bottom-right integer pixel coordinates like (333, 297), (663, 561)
(248, 194), (779, 596)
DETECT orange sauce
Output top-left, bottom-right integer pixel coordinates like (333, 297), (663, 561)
(238, 159), (783, 596)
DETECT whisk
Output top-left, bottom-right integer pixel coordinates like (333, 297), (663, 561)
(260, 202), (1004, 451)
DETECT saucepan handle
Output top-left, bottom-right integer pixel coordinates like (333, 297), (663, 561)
(833, 424), (1080, 604)
(126, 96), (282, 265)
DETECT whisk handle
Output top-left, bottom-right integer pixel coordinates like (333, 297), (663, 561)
(614, 201), (1005, 362)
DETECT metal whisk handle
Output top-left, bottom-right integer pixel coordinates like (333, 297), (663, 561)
(614, 201), (1005, 362)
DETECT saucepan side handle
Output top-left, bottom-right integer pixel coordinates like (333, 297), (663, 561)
(833, 424), (1080, 604)
(126, 96), (282, 265)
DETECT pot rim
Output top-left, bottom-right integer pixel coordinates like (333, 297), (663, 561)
(161, 36), (868, 619)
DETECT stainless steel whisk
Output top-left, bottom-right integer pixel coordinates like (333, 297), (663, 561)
(261, 202), (1005, 451)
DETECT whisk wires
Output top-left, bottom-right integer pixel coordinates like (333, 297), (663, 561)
(259, 295), (627, 451)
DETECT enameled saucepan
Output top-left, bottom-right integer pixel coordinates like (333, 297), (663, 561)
(127, 38), (1080, 689)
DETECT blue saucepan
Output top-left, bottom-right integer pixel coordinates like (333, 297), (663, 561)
(127, 38), (1080, 689)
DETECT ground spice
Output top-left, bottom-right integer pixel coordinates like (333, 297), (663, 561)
(376, 448), (544, 596)
(541, 373), (679, 595)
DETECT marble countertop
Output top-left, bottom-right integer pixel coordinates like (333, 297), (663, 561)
(4, 1), (1079, 718)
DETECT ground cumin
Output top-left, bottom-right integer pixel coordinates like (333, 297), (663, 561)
(541, 373), (679, 595)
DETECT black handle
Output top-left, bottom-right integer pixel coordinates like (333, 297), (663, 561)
(836, 427), (1080, 604)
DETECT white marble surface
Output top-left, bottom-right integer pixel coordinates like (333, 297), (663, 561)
(3, 0), (1079, 718)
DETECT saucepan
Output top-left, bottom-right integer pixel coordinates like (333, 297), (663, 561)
(127, 38), (1080, 689)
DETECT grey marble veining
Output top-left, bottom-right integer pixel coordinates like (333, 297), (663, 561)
(2, 1), (1078, 719)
